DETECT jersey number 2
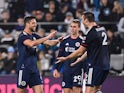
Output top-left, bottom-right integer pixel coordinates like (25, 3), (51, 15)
(102, 32), (108, 45)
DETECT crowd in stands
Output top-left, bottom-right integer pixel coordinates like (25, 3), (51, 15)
(0, 0), (124, 76)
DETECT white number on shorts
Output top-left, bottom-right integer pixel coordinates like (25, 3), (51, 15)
(73, 75), (82, 85)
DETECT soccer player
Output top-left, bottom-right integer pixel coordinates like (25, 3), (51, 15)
(17, 16), (63, 93)
(56, 12), (110, 93)
(53, 19), (85, 93)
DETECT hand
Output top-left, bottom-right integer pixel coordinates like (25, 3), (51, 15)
(70, 62), (76, 67)
(47, 31), (57, 39)
(57, 36), (64, 42)
(56, 57), (67, 64)
(53, 69), (61, 78)
(70, 57), (82, 67)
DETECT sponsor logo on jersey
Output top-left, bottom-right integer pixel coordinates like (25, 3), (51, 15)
(65, 47), (75, 52)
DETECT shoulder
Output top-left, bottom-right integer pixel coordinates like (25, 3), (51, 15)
(18, 32), (30, 42)
(87, 26), (100, 35)
(62, 35), (70, 41)
(60, 35), (70, 45)
(95, 26), (106, 32)
(32, 33), (41, 39)
(79, 35), (86, 40)
(32, 33), (39, 37)
(18, 32), (27, 38)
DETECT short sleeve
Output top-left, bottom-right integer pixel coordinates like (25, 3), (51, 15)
(19, 35), (31, 44)
(33, 34), (41, 39)
(81, 29), (97, 48)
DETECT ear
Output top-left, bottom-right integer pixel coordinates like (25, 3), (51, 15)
(85, 19), (89, 24)
(26, 22), (30, 26)
(78, 27), (81, 31)
(85, 18), (88, 22)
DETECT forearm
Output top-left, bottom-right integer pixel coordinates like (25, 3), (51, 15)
(66, 51), (80, 60)
(80, 52), (87, 61)
(43, 40), (59, 46)
(70, 51), (87, 67)
(23, 36), (50, 47)
(66, 49), (83, 61)
(66, 46), (86, 60)
(32, 37), (49, 46)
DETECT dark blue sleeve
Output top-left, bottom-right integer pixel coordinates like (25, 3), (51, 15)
(54, 41), (65, 71)
(19, 35), (31, 44)
(33, 34), (41, 39)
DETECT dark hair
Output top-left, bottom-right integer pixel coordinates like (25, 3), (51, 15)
(24, 16), (36, 26)
(83, 11), (95, 22)
(76, 9), (84, 15)
(1, 9), (9, 14)
(72, 19), (80, 27)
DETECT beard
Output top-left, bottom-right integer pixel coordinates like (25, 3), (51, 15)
(30, 27), (36, 32)
(71, 30), (77, 35)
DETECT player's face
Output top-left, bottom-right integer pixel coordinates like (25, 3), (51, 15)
(28, 19), (37, 32)
(70, 22), (80, 35)
(82, 15), (88, 27)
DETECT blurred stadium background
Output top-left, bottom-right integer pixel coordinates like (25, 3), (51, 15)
(0, 0), (124, 93)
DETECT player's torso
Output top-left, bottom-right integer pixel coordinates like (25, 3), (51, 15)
(62, 36), (84, 71)
(86, 26), (110, 70)
(17, 32), (38, 71)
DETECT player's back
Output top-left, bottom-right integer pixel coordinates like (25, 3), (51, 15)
(85, 26), (110, 70)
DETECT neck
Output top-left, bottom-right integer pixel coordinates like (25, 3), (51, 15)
(71, 33), (79, 39)
(24, 28), (32, 35)
(87, 22), (97, 29)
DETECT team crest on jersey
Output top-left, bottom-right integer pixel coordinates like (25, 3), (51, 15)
(65, 43), (69, 46)
(33, 37), (36, 40)
(75, 42), (80, 47)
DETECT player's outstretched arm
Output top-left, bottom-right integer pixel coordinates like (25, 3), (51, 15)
(56, 45), (86, 64)
(23, 31), (57, 47)
(70, 52), (87, 66)
(43, 36), (64, 46)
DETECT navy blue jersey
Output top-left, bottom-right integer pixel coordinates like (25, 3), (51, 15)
(17, 32), (41, 72)
(81, 26), (110, 70)
(56, 35), (85, 72)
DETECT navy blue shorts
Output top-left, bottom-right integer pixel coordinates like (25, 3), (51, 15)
(62, 69), (84, 88)
(17, 68), (43, 88)
(86, 67), (109, 87)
